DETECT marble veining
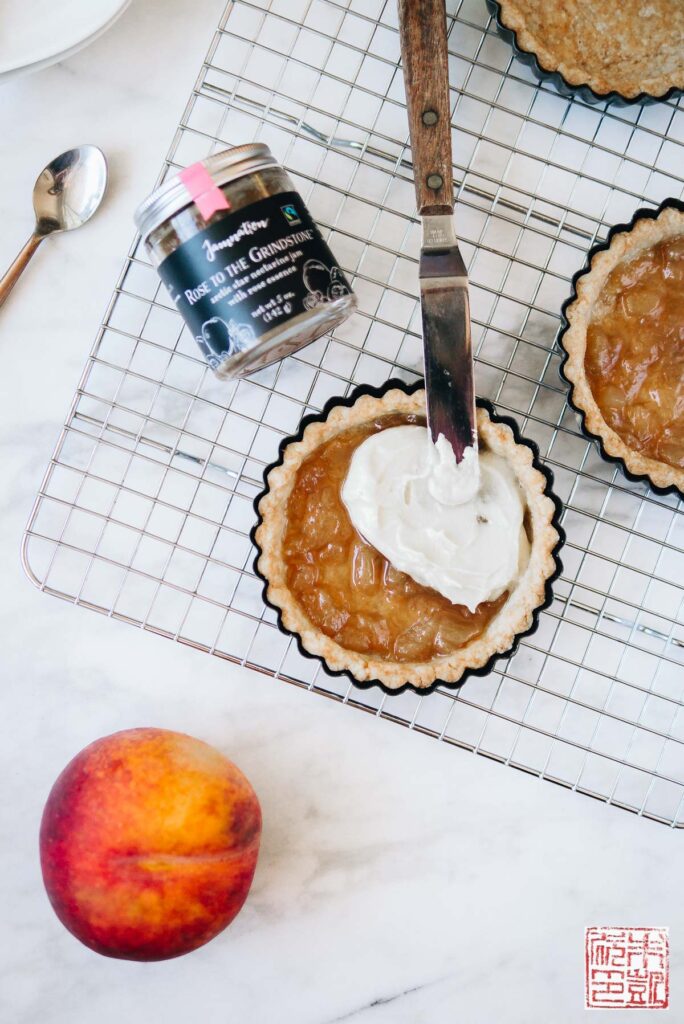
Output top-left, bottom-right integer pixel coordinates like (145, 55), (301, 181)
(0, 1), (682, 1022)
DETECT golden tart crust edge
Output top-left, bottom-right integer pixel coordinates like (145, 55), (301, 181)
(496, 0), (684, 99)
(562, 206), (684, 494)
(254, 388), (560, 690)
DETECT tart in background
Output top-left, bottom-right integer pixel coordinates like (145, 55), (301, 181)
(559, 200), (684, 495)
(488, 0), (684, 104)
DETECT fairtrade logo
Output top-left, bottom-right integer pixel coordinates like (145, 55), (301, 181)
(281, 204), (302, 226)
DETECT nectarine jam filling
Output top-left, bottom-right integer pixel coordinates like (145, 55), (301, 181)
(282, 413), (508, 663)
(586, 235), (684, 469)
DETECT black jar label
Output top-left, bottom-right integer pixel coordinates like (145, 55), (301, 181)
(158, 191), (352, 371)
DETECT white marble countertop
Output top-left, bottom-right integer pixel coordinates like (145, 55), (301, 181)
(0, 2), (681, 1021)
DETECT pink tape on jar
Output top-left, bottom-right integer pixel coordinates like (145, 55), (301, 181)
(179, 162), (231, 220)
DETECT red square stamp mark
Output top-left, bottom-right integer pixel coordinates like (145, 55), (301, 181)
(585, 927), (669, 1010)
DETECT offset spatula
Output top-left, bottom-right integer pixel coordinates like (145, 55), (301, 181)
(398, 0), (477, 464)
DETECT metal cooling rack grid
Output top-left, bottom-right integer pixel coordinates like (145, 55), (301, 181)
(22, 0), (684, 827)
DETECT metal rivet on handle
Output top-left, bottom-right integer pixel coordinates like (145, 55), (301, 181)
(426, 173), (444, 190)
(422, 109), (438, 126)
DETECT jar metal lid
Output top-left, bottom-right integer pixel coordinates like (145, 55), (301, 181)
(134, 142), (280, 241)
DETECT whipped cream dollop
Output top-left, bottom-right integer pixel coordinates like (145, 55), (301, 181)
(341, 425), (529, 612)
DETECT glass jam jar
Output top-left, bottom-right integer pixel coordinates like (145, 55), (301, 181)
(135, 143), (356, 379)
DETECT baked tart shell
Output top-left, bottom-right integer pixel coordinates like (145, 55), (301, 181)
(252, 380), (564, 695)
(559, 198), (684, 496)
(488, 0), (684, 106)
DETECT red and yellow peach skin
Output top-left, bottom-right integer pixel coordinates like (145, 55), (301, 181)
(40, 728), (261, 961)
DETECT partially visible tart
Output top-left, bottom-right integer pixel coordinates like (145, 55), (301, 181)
(253, 383), (562, 692)
(560, 202), (684, 494)
(492, 0), (684, 101)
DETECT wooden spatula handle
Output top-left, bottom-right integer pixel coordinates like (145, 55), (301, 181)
(398, 0), (454, 216)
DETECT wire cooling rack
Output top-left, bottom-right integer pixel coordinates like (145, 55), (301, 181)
(23, 0), (684, 827)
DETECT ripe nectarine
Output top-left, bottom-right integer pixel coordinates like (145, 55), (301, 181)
(40, 728), (261, 960)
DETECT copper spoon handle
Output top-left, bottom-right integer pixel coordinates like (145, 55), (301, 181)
(0, 233), (44, 310)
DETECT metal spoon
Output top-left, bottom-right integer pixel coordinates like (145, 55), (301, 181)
(0, 145), (108, 309)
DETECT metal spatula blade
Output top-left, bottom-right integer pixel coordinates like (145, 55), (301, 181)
(420, 214), (477, 460)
